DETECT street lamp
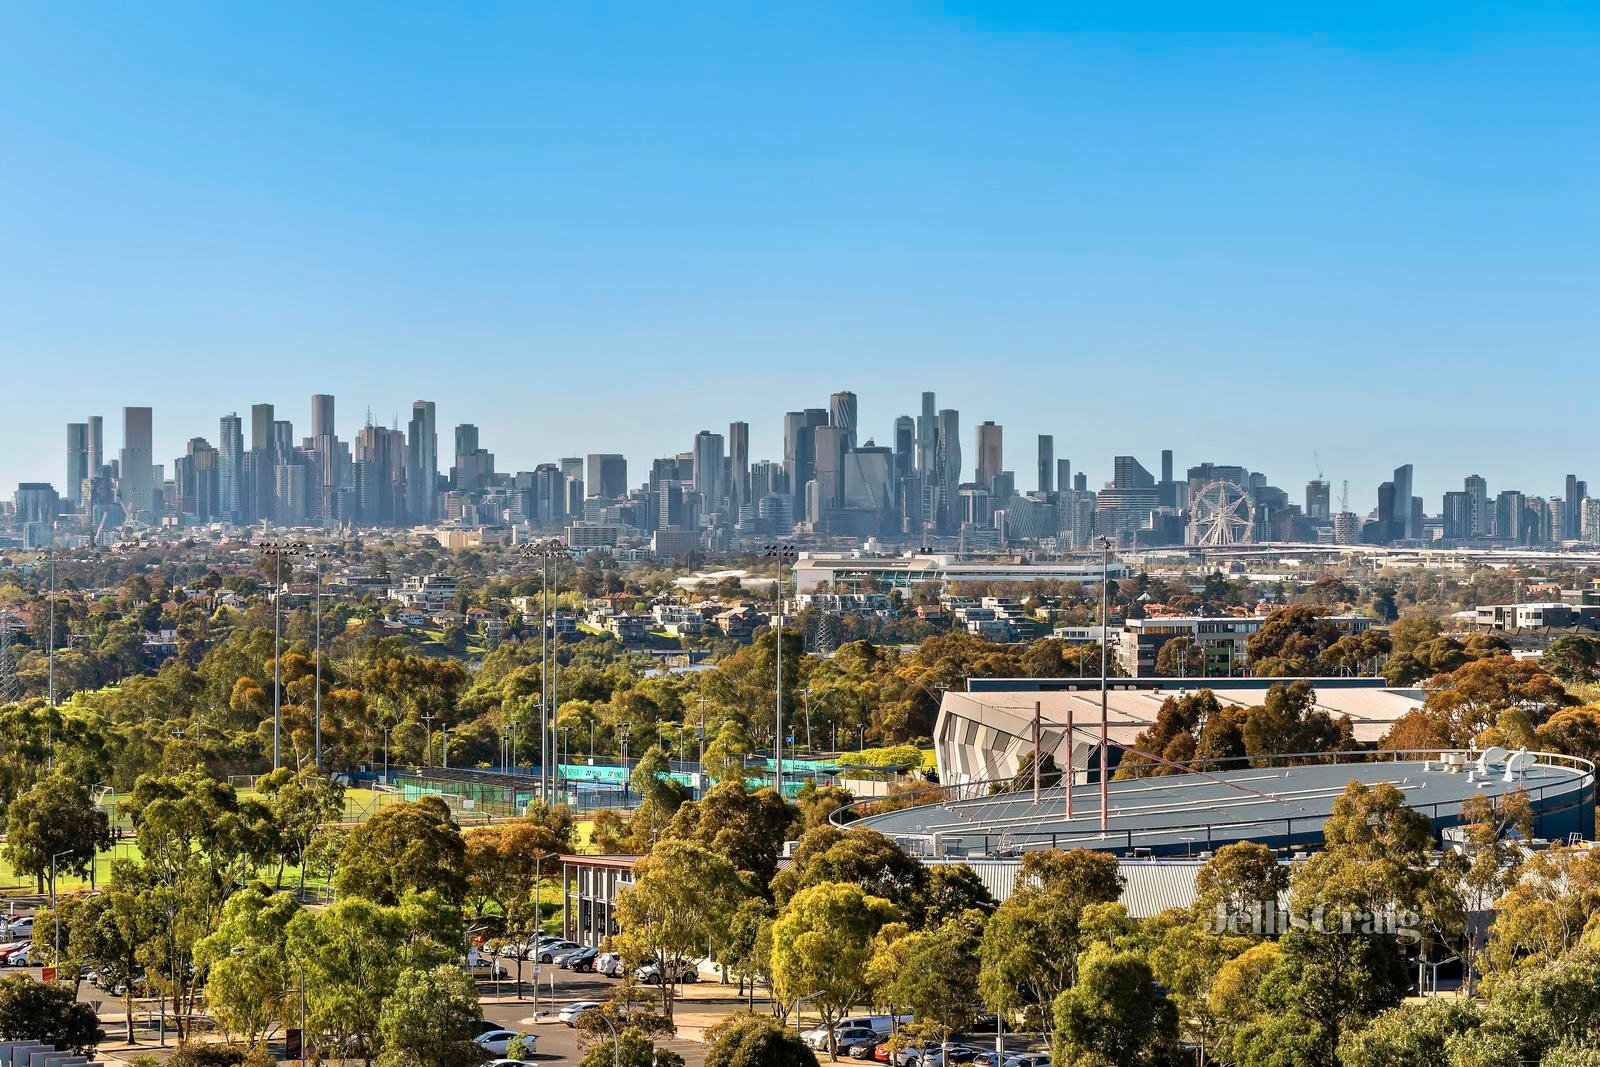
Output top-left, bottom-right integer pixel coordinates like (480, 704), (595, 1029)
(256, 539), (308, 771)
(762, 542), (798, 796)
(578, 1007), (622, 1067)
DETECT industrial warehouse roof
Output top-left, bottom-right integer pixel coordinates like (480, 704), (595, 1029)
(857, 754), (1595, 858)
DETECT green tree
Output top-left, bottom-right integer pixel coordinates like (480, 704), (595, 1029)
(665, 781), (795, 886)
(614, 841), (747, 1021)
(374, 964), (483, 1067)
(1334, 998), (1482, 1067)
(1239, 681), (1353, 765)
(770, 881), (900, 1061)
(978, 849), (1123, 1031)
(257, 767), (345, 890)
(1194, 841), (1288, 930)
(772, 826), (929, 918)
(720, 898), (776, 1008)
(704, 1013), (820, 1067)
(335, 795), (467, 905)
(0, 973), (104, 1053)
(1052, 944), (1179, 1067)
(1540, 634), (1600, 684)
(60, 858), (161, 1043)
(702, 720), (754, 784)
(286, 891), (459, 1066)
(916, 863), (997, 928)
(193, 885), (300, 1044)
(885, 918), (985, 1058)
(3, 771), (114, 892)
(577, 1027), (686, 1067)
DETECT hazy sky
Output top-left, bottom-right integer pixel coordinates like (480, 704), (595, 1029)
(3, 3), (1598, 511)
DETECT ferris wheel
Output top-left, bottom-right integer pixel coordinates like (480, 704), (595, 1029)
(1188, 481), (1257, 545)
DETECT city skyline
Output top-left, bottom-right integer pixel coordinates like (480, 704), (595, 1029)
(5, 6), (1600, 502)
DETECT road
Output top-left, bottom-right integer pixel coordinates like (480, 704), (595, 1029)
(479, 966), (713, 1065)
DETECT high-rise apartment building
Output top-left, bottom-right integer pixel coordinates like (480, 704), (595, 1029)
(66, 423), (89, 508)
(117, 406), (154, 516)
(1465, 475), (1490, 537)
(810, 425), (847, 518)
(893, 417), (914, 482)
(916, 392), (937, 479)
(218, 413), (244, 521)
(692, 430), (725, 515)
(1392, 464), (1416, 541)
(1305, 480), (1331, 522)
(935, 409), (961, 530)
(975, 421), (1003, 491)
(1565, 475), (1587, 540)
(406, 401), (438, 523)
(726, 424), (749, 513)
(1037, 435), (1054, 495)
(86, 415), (104, 478)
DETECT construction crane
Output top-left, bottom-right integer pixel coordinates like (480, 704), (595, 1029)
(1314, 451), (1325, 481)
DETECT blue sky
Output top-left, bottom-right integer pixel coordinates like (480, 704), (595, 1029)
(3, 3), (1598, 510)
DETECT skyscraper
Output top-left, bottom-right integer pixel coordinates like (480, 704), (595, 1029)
(406, 401), (438, 523)
(1305, 480), (1331, 522)
(311, 394), (336, 441)
(1392, 464), (1416, 541)
(586, 454), (629, 500)
(117, 406), (154, 516)
(250, 403), (276, 522)
(935, 409), (961, 529)
(727, 423), (749, 513)
(1037, 435), (1054, 495)
(85, 415), (103, 477)
(916, 392), (937, 478)
(1465, 474), (1490, 537)
(1565, 475), (1587, 540)
(893, 416), (914, 482)
(692, 430), (725, 515)
(975, 421), (1003, 491)
(1057, 459), (1072, 498)
(811, 425), (847, 517)
(783, 408), (827, 517)
(66, 423), (89, 508)
(829, 391), (858, 450)
(218, 413), (244, 522)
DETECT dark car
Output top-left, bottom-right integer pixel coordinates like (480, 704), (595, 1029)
(562, 947), (599, 971)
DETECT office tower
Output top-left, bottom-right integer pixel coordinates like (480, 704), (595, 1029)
(916, 392), (937, 478)
(586, 454), (629, 500)
(1376, 482), (1396, 542)
(726, 424), (749, 513)
(564, 473), (585, 516)
(750, 460), (786, 503)
(406, 401), (438, 523)
(893, 417), (914, 482)
(1157, 449), (1184, 508)
(692, 431), (726, 515)
(354, 423), (405, 525)
(274, 462), (308, 525)
(1462, 475), (1490, 537)
(811, 425), (847, 518)
(829, 391), (858, 450)
(1305, 480), (1331, 522)
(1442, 491), (1471, 540)
(844, 446), (894, 531)
(117, 406), (154, 516)
(1074, 472), (1087, 492)
(175, 437), (219, 521)
(450, 424), (494, 493)
(1057, 459), (1072, 498)
(65, 423), (89, 508)
(1161, 450), (1173, 485)
(1565, 475), (1587, 540)
(783, 408), (827, 517)
(454, 424), (479, 467)
(1392, 464), (1416, 540)
(14, 483), (60, 527)
(1114, 456), (1155, 489)
(975, 421), (1003, 490)
(311, 394), (335, 441)
(86, 415), (103, 476)
(217, 414), (244, 521)
(273, 420), (295, 459)
(935, 409), (961, 528)
(991, 471), (1015, 503)
(1037, 435), (1054, 495)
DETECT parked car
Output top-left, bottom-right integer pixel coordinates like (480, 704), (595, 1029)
(1003, 1056), (1051, 1067)
(1, 945), (33, 967)
(484, 1061), (538, 1067)
(472, 1030), (533, 1057)
(561, 947), (598, 970)
(635, 960), (699, 984)
(897, 1047), (984, 1066)
(5, 917), (33, 939)
(535, 941), (579, 963)
(559, 1001), (603, 1026)
(850, 1040), (887, 1061)
(833, 1028), (883, 1054)
(595, 952), (627, 978)
(807, 1025), (882, 1051)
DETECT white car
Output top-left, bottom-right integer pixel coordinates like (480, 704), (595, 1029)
(595, 952), (627, 978)
(559, 1001), (603, 1026)
(535, 941), (579, 963)
(2, 945), (31, 967)
(473, 1030), (533, 1057)
(6, 918), (33, 938)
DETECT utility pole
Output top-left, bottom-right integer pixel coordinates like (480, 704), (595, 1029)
(763, 542), (798, 796)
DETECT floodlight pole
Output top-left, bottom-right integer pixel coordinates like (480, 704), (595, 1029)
(1100, 537), (1112, 835)
(1032, 701), (1041, 804)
